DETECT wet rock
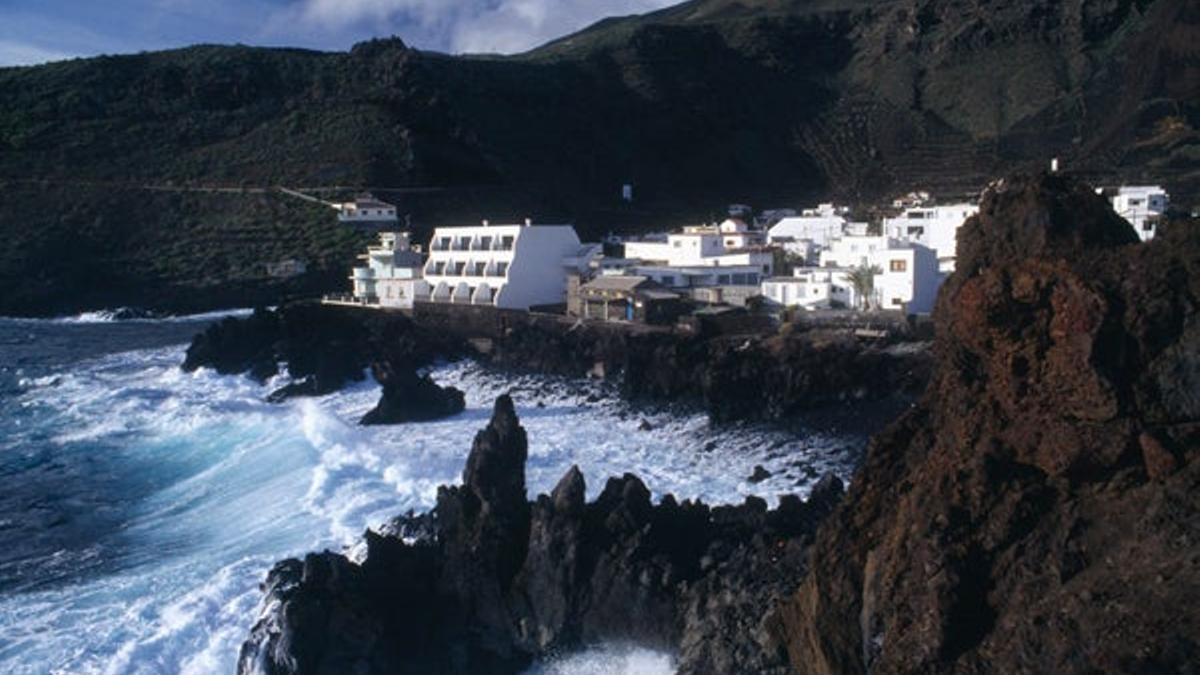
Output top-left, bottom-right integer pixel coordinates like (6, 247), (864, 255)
(748, 465), (772, 483)
(779, 173), (1200, 675)
(359, 362), (465, 425)
(182, 302), (464, 397)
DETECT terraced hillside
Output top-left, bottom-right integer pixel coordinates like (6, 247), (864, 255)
(0, 0), (1196, 316)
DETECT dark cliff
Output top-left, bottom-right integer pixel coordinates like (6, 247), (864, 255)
(2, 0), (1198, 316)
(779, 173), (1200, 674)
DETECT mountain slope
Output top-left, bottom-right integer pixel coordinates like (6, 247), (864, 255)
(0, 0), (1195, 316)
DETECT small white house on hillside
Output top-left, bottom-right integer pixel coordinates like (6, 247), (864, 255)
(337, 196), (400, 228)
(422, 222), (582, 309)
(1109, 185), (1168, 241)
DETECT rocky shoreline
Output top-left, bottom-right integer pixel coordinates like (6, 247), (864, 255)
(231, 173), (1198, 674)
(180, 300), (930, 425)
(238, 395), (846, 674)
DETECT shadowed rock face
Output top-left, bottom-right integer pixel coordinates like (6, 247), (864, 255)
(778, 173), (1200, 674)
(359, 362), (465, 425)
(238, 395), (845, 674)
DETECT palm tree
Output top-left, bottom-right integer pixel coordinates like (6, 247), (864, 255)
(846, 262), (882, 310)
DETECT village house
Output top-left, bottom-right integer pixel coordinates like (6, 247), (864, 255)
(346, 231), (426, 309)
(1108, 185), (1169, 241)
(766, 204), (857, 263)
(882, 203), (979, 274)
(421, 221), (584, 309)
(336, 195), (400, 229)
(265, 259), (307, 279)
(816, 235), (941, 314)
(623, 220), (770, 271)
(574, 276), (687, 325)
(761, 267), (857, 311)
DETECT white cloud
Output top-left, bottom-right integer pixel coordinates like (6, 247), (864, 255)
(276, 0), (679, 54)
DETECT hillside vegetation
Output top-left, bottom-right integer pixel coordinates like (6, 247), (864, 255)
(0, 0), (1196, 316)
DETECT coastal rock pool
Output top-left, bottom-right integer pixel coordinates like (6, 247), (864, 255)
(0, 313), (866, 674)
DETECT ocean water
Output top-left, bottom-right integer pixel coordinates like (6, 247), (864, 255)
(0, 312), (870, 675)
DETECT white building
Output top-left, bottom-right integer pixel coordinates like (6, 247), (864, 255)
(762, 268), (857, 311)
(337, 196), (400, 228)
(623, 221), (772, 274)
(794, 234), (942, 314)
(767, 207), (849, 260)
(883, 203), (979, 274)
(1110, 185), (1168, 241)
(349, 232), (427, 309)
(422, 222), (582, 309)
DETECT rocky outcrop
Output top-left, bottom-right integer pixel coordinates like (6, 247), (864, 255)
(239, 395), (844, 674)
(487, 323), (930, 423)
(359, 362), (465, 425)
(182, 303), (464, 406)
(779, 173), (1200, 674)
(183, 300), (928, 423)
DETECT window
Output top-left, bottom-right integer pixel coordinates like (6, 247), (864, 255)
(890, 259), (907, 272)
(673, 241), (682, 248)
(1143, 222), (1154, 232)
(907, 226), (925, 236)
(495, 262), (509, 276)
(660, 276), (676, 286)
(891, 298), (903, 307)
(718, 274), (730, 284)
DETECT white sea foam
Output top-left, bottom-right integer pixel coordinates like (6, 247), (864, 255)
(2, 307), (256, 325)
(0, 341), (856, 674)
(524, 645), (676, 675)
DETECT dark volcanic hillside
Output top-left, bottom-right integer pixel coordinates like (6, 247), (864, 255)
(0, 0), (1196, 316)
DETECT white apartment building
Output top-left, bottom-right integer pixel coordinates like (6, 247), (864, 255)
(349, 232), (427, 309)
(422, 222), (582, 309)
(1110, 185), (1168, 241)
(883, 203), (979, 274)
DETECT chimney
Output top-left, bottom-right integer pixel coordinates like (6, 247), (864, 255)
(482, 219), (489, 227)
(1050, 157), (1060, 173)
(524, 218), (532, 227)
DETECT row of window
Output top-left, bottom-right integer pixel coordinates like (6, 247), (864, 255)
(425, 261), (509, 277)
(430, 236), (515, 252)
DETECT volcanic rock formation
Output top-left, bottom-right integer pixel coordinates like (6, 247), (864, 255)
(779, 173), (1200, 674)
(359, 361), (466, 425)
(238, 395), (845, 674)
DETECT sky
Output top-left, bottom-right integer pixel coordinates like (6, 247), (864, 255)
(0, 0), (681, 67)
